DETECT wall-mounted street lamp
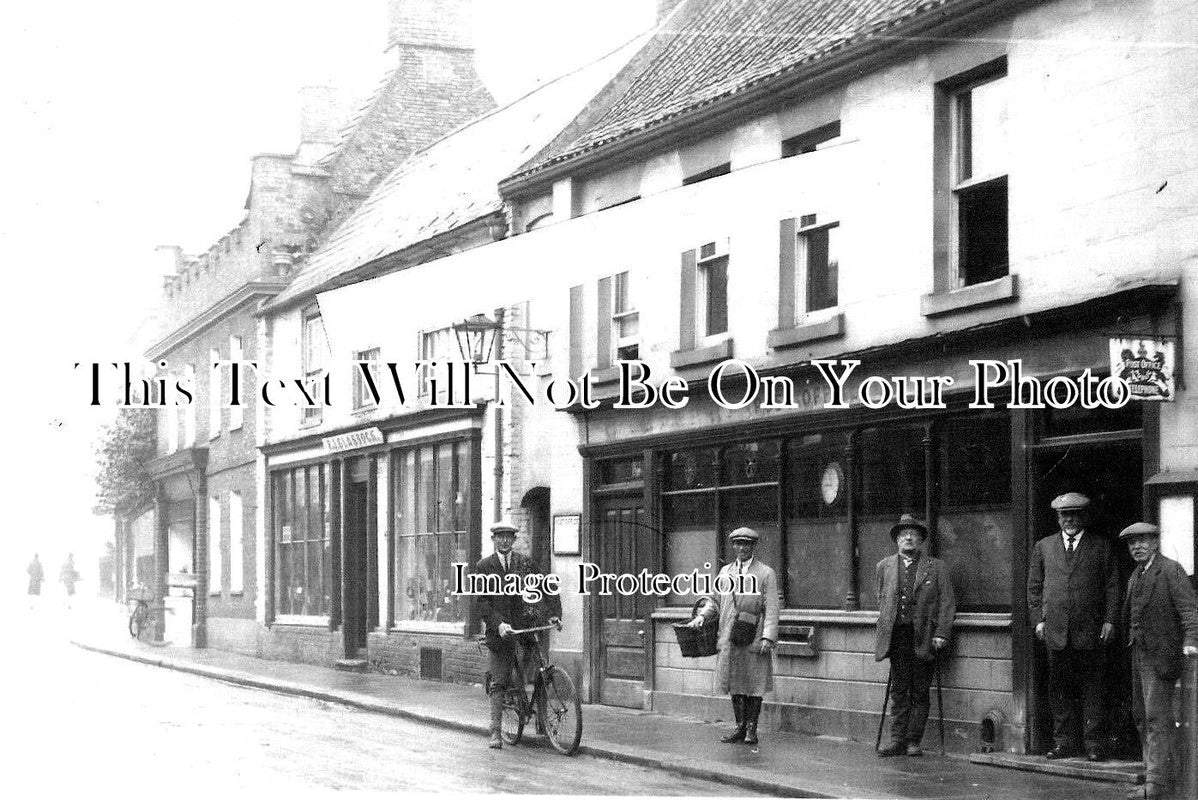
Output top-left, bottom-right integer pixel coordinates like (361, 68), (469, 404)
(451, 310), (551, 366)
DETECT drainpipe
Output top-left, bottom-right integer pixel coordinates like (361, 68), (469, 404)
(493, 307), (505, 525)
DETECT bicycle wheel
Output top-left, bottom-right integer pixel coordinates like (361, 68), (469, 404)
(500, 688), (526, 745)
(542, 666), (582, 755)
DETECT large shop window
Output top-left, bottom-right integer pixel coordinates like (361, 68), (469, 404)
(393, 440), (473, 623)
(273, 465), (331, 617)
(786, 432), (849, 608)
(655, 413), (1013, 613)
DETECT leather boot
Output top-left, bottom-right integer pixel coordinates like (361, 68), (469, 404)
(721, 695), (747, 743)
(744, 696), (761, 745)
(488, 691), (504, 749)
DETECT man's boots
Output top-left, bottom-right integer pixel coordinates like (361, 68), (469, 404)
(744, 696), (762, 745)
(721, 695), (747, 743)
(488, 690), (504, 749)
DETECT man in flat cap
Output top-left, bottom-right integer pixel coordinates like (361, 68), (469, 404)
(687, 527), (780, 746)
(875, 514), (956, 757)
(1027, 492), (1119, 760)
(475, 519), (561, 749)
(1119, 522), (1198, 800)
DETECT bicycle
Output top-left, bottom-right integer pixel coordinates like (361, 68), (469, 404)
(483, 623), (583, 755)
(126, 585), (171, 641)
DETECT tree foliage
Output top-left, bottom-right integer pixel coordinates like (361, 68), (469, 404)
(94, 408), (156, 515)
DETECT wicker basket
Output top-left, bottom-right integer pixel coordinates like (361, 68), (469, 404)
(674, 601), (718, 658)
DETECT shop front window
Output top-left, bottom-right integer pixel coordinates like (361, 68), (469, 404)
(272, 464), (330, 617)
(393, 440), (472, 623)
(786, 432), (850, 608)
(856, 425), (926, 609)
(937, 414), (1011, 611)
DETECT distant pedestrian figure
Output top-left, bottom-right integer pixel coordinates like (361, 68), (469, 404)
(60, 553), (80, 609)
(27, 553), (44, 609)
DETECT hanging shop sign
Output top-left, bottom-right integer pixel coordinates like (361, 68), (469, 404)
(1109, 337), (1175, 401)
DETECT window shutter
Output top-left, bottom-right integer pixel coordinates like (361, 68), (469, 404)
(679, 249), (697, 350)
(778, 218), (797, 328)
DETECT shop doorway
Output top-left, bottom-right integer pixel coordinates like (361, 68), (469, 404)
(1028, 439), (1142, 757)
(595, 495), (656, 708)
(343, 477), (372, 659)
(522, 487), (551, 572)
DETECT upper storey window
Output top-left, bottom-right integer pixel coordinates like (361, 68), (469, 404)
(951, 66), (1009, 287)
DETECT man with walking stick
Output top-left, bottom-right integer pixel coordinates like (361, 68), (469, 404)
(874, 514), (956, 757)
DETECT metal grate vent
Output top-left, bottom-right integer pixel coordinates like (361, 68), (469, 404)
(420, 647), (443, 680)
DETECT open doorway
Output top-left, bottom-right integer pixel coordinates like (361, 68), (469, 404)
(1029, 439), (1142, 758)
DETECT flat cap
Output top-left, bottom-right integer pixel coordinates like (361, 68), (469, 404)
(728, 527), (759, 543)
(889, 514), (928, 541)
(489, 520), (519, 536)
(1118, 522), (1160, 541)
(1051, 492), (1090, 511)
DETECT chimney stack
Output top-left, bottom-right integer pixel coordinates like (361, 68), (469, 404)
(387, 0), (475, 51)
(155, 245), (184, 274)
(295, 85), (345, 165)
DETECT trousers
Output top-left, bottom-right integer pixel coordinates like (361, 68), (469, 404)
(888, 624), (935, 745)
(1047, 645), (1105, 751)
(1131, 648), (1178, 789)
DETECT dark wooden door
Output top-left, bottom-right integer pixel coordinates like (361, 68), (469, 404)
(596, 495), (657, 708)
(343, 480), (370, 658)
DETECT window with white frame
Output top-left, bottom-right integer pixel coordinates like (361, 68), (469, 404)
(301, 310), (327, 424)
(229, 490), (244, 594)
(612, 271), (640, 360)
(951, 65), (1008, 287)
(183, 364), (196, 446)
(272, 464), (330, 617)
(697, 242), (729, 339)
(229, 336), (244, 430)
(208, 347), (221, 439)
(352, 347), (381, 410)
(798, 217), (839, 315)
(419, 327), (454, 396)
(208, 495), (221, 596)
(166, 398), (179, 453)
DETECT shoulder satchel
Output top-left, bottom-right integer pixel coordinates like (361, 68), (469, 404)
(729, 585), (759, 648)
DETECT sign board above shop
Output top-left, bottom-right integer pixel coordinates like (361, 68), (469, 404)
(322, 427), (384, 454)
(1109, 337), (1175, 401)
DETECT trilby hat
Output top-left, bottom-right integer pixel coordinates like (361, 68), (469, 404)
(890, 514), (928, 541)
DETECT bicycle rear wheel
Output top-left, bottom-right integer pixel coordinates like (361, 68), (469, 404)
(129, 604), (148, 639)
(501, 689), (526, 745)
(542, 666), (582, 755)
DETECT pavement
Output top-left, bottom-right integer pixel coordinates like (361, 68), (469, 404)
(70, 603), (1129, 799)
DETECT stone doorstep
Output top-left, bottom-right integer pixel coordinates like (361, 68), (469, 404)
(334, 658), (368, 673)
(970, 752), (1145, 784)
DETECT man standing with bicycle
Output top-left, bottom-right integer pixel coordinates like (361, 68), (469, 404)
(476, 519), (561, 749)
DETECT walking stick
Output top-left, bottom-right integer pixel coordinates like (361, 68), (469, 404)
(935, 651), (945, 756)
(876, 662), (893, 751)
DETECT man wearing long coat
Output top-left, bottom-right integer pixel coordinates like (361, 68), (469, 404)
(688, 527), (780, 745)
(1118, 522), (1198, 800)
(1027, 492), (1118, 760)
(875, 514), (955, 757)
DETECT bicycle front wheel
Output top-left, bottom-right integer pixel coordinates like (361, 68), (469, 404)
(129, 605), (148, 639)
(542, 667), (582, 755)
(501, 689), (526, 745)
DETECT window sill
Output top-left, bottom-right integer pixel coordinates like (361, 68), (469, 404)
(670, 338), (733, 370)
(653, 607), (1010, 629)
(390, 620), (467, 635)
(272, 615), (330, 628)
(768, 312), (845, 350)
(590, 365), (620, 387)
(921, 274), (1017, 317)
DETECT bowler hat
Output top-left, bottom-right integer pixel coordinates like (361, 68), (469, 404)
(1118, 522), (1160, 541)
(489, 520), (519, 536)
(889, 514), (928, 541)
(728, 527), (759, 543)
(1051, 492), (1090, 512)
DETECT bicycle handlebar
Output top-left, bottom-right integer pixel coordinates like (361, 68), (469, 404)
(506, 623), (560, 635)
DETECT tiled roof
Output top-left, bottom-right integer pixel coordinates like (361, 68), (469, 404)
(269, 35), (649, 310)
(511, 0), (965, 181)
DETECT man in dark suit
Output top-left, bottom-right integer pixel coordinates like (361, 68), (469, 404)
(1119, 523), (1198, 800)
(875, 515), (956, 757)
(475, 519), (560, 749)
(1027, 492), (1119, 761)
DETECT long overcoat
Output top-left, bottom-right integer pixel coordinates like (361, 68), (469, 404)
(1026, 531), (1119, 651)
(699, 559), (781, 696)
(874, 553), (956, 662)
(1122, 553), (1198, 681)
